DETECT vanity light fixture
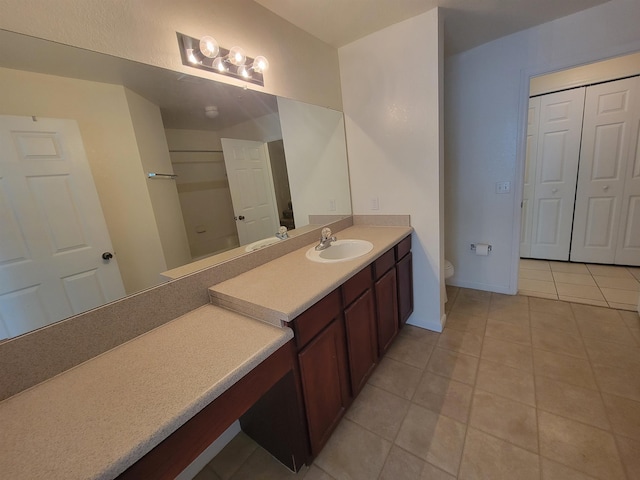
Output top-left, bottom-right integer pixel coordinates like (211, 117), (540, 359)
(177, 32), (268, 86)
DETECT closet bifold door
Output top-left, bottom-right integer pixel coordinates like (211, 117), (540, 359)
(529, 87), (585, 261)
(614, 76), (640, 266)
(520, 96), (540, 258)
(570, 77), (639, 264)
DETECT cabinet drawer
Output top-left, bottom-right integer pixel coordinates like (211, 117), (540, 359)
(374, 249), (396, 280)
(396, 235), (411, 260)
(293, 289), (342, 349)
(342, 266), (372, 306)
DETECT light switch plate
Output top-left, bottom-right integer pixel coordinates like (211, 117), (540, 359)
(496, 181), (511, 194)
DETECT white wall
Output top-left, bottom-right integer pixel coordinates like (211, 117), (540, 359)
(339, 9), (444, 331)
(277, 97), (352, 227)
(445, 0), (640, 295)
(0, 0), (342, 110)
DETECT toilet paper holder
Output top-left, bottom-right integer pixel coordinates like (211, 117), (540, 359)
(470, 243), (492, 252)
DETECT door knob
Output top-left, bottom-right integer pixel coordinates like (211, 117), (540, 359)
(234, 215), (245, 221)
(551, 188), (558, 194)
(603, 185), (609, 191)
(102, 252), (113, 260)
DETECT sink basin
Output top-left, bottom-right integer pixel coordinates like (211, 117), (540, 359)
(306, 239), (374, 263)
(244, 236), (281, 252)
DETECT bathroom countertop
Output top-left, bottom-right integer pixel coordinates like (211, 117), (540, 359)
(0, 305), (293, 480)
(209, 225), (413, 325)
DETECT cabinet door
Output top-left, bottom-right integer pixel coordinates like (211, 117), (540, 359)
(396, 252), (413, 326)
(375, 268), (399, 354)
(344, 289), (377, 395)
(298, 318), (350, 456)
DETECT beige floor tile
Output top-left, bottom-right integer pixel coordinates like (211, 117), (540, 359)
(533, 348), (597, 390)
(449, 298), (490, 318)
(531, 327), (586, 358)
(413, 372), (473, 424)
(469, 390), (538, 452)
(314, 419), (391, 480)
(487, 306), (530, 326)
(552, 272), (596, 286)
(520, 259), (550, 270)
(395, 404), (466, 476)
(529, 297), (573, 316)
(194, 465), (222, 480)
(485, 318), (531, 345)
(600, 287), (640, 305)
(535, 376), (610, 430)
(420, 462), (456, 480)
(519, 268), (554, 281)
(619, 310), (640, 329)
(481, 337), (533, 373)
(519, 278), (557, 295)
(558, 295), (609, 307)
(386, 334), (435, 369)
(399, 324), (441, 344)
(444, 312), (487, 334)
(457, 288), (492, 301)
(555, 282), (605, 301)
(628, 267), (640, 281)
(609, 302), (640, 311)
(229, 446), (305, 480)
(426, 348), (479, 386)
(208, 432), (258, 480)
(587, 264), (634, 278)
(573, 304), (637, 346)
(378, 445), (425, 480)
(530, 309), (580, 335)
(616, 435), (640, 480)
(368, 357), (423, 400)
(458, 427), (540, 480)
(594, 275), (640, 291)
(549, 261), (590, 274)
(602, 393), (640, 441)
(490, 293), (529, 309)
(304, 465), (335, 480)
(538, 411), (625, 480)
(541, 458), (600, 480)
(345, 384), (410, 441)
(583, 337), (640, 370)
(445, 285), (460, 304)
(475, 359), (535, 406)
(437, 328), (483, 357)
(593, 364), (640, 402)
(518, 290), (558, 300)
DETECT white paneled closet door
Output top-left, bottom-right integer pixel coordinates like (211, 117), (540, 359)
(614, 76), (640, 265)
(571, 77), (639, 264)
(520, 97), (540, 258)
(530, 87), (586, 261)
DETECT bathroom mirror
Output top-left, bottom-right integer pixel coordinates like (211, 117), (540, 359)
(0, 29), (351, 339)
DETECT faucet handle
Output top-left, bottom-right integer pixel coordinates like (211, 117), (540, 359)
(321, 227), (332, 240)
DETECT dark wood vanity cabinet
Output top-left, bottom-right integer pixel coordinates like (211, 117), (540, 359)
(292, 290), (350, 457)
(374, 249), (399, 354)
(396, 235), (414, 326)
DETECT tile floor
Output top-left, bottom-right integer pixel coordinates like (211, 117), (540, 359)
(195, 287), (640, 480)
(519, 259), (640, 311)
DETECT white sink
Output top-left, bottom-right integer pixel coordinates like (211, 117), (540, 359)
(244, 236), (281, 252)
(306, 239), (374, 263)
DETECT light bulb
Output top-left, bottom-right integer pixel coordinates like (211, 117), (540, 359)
(212, 57), (227, 73)
(199, 36), (219, 58)
(228, 46), (246, 66)
(187, 49), (204, 64)
(253, 56), (269, 74)
(237, 65), (251, 79)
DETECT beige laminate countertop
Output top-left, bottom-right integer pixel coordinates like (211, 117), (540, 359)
(0, 305), (293, 480)
(209, 225), (413, 325)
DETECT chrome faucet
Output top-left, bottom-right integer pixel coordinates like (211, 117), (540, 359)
(315, 227), (336, 251)
(275, 226), (289, 240)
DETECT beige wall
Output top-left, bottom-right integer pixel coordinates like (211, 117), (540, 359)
(124, 89), (191, 269)
(0, 0), (342, 110)
(0, 66), (168, 294)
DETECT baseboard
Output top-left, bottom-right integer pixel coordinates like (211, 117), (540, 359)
(447, 279), (513, 295)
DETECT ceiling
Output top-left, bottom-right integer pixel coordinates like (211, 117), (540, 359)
(254, 0), (613, 55)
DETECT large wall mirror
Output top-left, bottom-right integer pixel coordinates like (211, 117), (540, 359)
(0, 29), (352, 340)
